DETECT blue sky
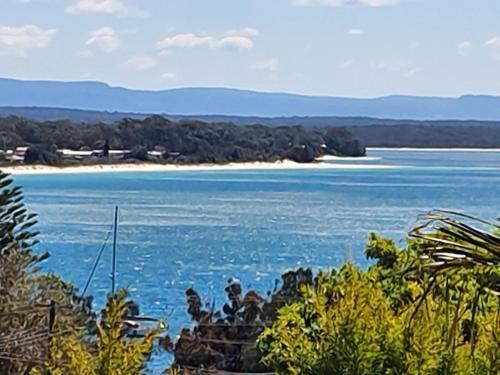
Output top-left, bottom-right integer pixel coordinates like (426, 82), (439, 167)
(1, 0), (500, 97)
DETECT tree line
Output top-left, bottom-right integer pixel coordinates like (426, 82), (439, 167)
(0, 115), (366, 165)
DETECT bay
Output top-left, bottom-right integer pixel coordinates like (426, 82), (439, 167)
(13, 149), (500, 372)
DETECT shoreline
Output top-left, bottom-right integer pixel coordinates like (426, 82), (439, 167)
(0, 159), (395, 175)
(4, 147), (499, 175)
(367, 147), (500, 152)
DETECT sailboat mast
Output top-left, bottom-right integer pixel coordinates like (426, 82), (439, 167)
(111, 205), (119, 294)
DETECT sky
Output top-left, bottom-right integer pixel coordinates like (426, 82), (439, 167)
(1, 0), (500, 97)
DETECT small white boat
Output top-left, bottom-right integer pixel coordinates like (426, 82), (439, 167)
(123, 316), (167, 338)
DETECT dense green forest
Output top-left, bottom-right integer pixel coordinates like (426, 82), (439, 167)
(2, 107), (500, 149)
(346, 124), (500, 148)
(0, 115), (365, 165)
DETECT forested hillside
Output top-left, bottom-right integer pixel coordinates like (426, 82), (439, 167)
(0, 115), (365, 165)
(345, 125), (500, 148)
(2, 107), (500, 148)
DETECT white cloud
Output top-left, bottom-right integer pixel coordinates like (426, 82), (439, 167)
(66, 0), (128, 15)
(347, 28), (364, 35)
(0, 24), (57, 56)
(123, 55), (157, 71)
(225, 27), (259, 38)
(485, 36), (500, 48)
(157, 28), (257, 53)
(217, 36), (254, 50)
(157, 33), (213, 49)
(484, 36), (500, 61)
(85, 26), (120, 53)
(370, 59), (420, 77)
(160, 72), (178, 81)
(251, 58), (280, 71)
(456, 41), (471, 55)
(294, 0), (397, 7)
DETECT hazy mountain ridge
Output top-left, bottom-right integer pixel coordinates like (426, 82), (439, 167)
(3, 106), (500, 128)
(2, 78), (500, 120)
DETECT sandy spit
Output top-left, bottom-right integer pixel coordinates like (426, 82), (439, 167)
(1, 160), (396, 176)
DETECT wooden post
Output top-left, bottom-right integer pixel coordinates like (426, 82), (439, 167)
(48, 300), (56, 349)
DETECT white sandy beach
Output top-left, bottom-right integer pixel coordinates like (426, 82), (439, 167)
(317, 155), (382, 161)
(0, 159), (395, 175)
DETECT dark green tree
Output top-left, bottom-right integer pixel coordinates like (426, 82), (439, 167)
(0, 172), (92, 374)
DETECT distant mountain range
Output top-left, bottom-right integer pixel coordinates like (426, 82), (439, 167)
(2, 78), (500, 121)
(2, 106), (500, 129)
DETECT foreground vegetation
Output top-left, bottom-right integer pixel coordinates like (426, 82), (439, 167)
(0, 171), (498, 374)
(0, 172), (157, 374)
(259, 220), (499, 374)
(169, 212), (499, 374)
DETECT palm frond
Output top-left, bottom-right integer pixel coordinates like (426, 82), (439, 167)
(409, 210), (500, 292)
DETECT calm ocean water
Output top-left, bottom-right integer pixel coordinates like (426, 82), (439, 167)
(14, 149), (500, 372)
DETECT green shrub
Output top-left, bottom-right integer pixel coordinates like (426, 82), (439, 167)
(259, 213), (500, 375)
(259, 264), (405, 375)
(42, 289), (157, 375)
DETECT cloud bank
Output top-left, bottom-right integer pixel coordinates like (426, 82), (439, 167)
(85, 26), (120, 53)
(157, 28), (258, 54)
(0, 24), (57, 56)
(67, 0), (128, 15)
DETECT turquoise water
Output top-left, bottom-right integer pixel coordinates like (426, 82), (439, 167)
(14, 149), (500, 372)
